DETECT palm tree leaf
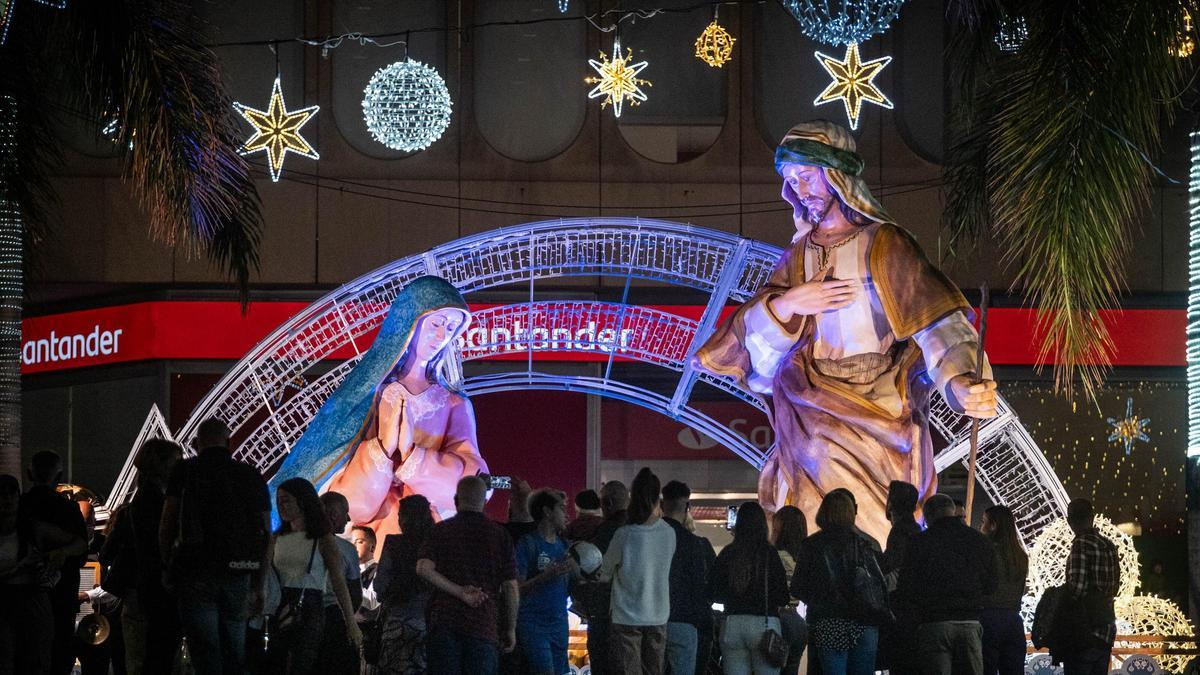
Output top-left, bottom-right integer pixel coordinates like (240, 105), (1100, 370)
(944, 0), (1190, 399)
(51, 0), (262, 295)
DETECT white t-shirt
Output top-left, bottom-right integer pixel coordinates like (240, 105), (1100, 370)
(273, 532), (328, 590)
(600, 518), (676, 626)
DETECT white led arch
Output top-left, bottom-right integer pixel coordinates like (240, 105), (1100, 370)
(108, 217), (1068, 546)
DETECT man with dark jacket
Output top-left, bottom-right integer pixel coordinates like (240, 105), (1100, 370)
(21, 451), (88, 675)
(661, 481), (716, 675)
(1060, 498), (1119, 675)
(159, 418), (271, 675)
(577, 480), (628, 675)
(898, 494), (998, 675)
(880, 480), (922, 675)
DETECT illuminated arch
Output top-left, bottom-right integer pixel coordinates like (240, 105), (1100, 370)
(108, 217), (1068, 545)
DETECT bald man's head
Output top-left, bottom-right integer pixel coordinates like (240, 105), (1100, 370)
(195, 418), (231, 451)
(455, 475), (488, 512)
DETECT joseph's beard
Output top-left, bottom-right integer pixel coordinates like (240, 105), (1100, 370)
(802, 197), (836, 226)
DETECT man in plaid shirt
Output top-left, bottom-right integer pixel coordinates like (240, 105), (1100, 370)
(1063, 498), (1119, 675)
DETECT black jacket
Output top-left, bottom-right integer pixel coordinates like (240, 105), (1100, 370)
(897, 517), (998, 623)
(790, 526), (883, 623)
(709, 541), (789, 617)
(664, 517), (717, 627)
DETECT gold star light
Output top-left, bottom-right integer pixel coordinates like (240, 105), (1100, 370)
(812, 43), (893, 131)
(233, 76), (319, 182)
(585, 37), (651, 118)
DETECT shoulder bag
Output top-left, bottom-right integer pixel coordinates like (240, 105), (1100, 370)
(757, 551), (789, 667)
(271, 538), (319, 637)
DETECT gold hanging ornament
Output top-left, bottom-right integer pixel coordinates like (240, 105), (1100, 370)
(695, 19), (736, 68)
(1173, 9), (1194, 58)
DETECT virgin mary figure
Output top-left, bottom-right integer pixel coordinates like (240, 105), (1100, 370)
(269, 276), (488, 543)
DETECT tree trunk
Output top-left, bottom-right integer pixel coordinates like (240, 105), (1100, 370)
(0, 96), (21, 480)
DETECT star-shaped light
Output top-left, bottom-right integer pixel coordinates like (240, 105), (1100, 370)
(585, 37), (651, 118)
(1106, 397), (1151, 456)
(233, 76), (319, 182)
(812, 42), (893, 131)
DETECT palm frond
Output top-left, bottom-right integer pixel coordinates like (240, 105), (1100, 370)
(943, 0), (1190, 399)
(52, 0), (262, 296)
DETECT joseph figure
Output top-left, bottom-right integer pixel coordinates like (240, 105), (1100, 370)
(695, 120), (997, 541)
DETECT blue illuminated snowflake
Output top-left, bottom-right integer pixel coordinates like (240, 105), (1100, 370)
(1106, 397), (1151, 456)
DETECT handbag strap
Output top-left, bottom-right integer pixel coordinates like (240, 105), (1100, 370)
(763, 550), (770, 628)
(271, 535), (319, 589)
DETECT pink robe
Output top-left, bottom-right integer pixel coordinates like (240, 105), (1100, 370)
(325, 382), (487, 547)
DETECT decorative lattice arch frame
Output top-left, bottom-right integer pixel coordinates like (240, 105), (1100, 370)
(106, 217), (1069, 546)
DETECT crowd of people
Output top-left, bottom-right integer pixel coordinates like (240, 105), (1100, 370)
(0, 420), (1123, 675)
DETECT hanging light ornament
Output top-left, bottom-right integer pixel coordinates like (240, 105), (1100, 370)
(557, 0), (569, 12)
(1173, 9), (1195, 58)
(695, 20), (736, 68)
(994, 15), (1028, 53)
(233, 76), (320, 182)
(361, 59), (453, 152)
(780, 0), (904, 47)
(813, 43), (893, 131)
(585, 36), (651, 118)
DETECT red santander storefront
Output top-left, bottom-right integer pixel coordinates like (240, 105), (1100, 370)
(19, 296), (1187, 534)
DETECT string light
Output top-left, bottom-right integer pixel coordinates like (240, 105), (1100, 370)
(995, 15), (1028, 53)
(557, 0), (569, 13)
(585, 36), (651, 118)
(233, 76), (319, 182)
(812, 43), (893, 131)
(0, 96), (20, 480)
(1107, 397), (1152, 455)
(694, 15), (735, 68)
(1189, 132), (1200, 458)
(0, 0), (14, 45)
(361, 60), (453, 152)
(780, 0), (904, 47)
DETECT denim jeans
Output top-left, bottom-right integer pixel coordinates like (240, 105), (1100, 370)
(720, 614), (782, 675)
(425, 625), (499, 675)
(176, 574), (250, 675)
(517, 617), (567, 675)
(816, 625), (878, 675)
(980, 609), (1026, 675)
(665, 622), (698, 675)
(916, 620), (983, 675)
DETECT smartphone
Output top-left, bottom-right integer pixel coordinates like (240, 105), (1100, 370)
(486, 474), (512, 490)
(725, 505), (738, 530)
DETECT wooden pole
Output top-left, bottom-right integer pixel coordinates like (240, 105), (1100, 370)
(965, 284), (989, 525)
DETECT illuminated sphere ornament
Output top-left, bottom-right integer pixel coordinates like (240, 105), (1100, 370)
(361, 59), (453, 152)
(780, 0), (905, 47)
(695, 20), (736, 68)
(1115, 596), (1196, 673)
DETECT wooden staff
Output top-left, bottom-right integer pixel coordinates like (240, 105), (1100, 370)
(965, 283), (989, 525)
